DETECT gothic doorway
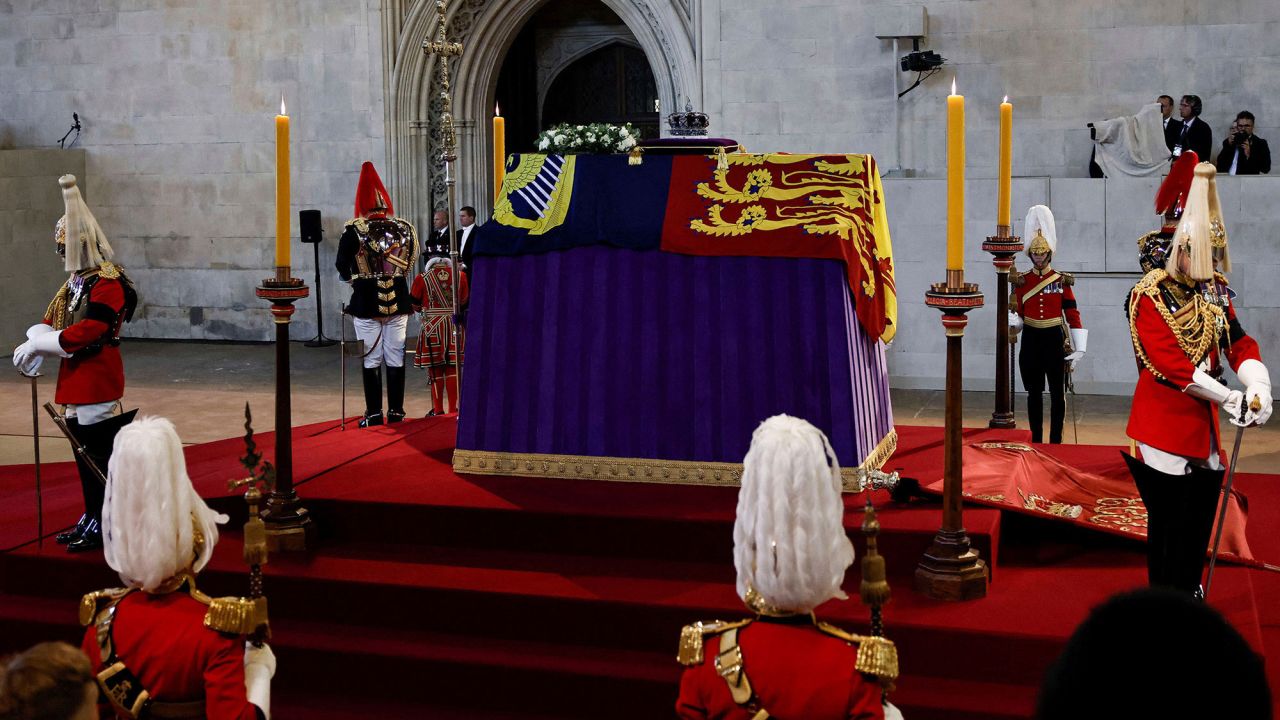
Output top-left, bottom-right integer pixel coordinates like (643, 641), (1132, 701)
(494, 0), (661, 154)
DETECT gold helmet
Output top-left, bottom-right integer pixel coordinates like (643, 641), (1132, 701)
(1025, 205), (1057, 257)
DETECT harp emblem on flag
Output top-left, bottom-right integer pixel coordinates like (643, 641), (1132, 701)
(492, 154), (577, 235)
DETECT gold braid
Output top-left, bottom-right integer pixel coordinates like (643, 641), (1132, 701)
(1129, 270), (1223, 381)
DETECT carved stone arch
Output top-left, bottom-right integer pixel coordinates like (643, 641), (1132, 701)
(536, 35), (644, 124)
(383, 0), (697, 227)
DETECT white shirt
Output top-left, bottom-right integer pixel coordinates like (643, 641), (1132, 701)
(459, 224), (474, 256)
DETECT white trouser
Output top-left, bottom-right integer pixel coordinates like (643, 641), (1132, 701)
(65, 400), (122, 425)
(1138, 440), (1223, 476)
(353, 315), (407, 369)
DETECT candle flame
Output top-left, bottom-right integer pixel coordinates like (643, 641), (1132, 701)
(951, 77), (956, 95)
(495, 102), (501, 117)
(1003, 95), (1009, 104)
(280, 95), (286, 116)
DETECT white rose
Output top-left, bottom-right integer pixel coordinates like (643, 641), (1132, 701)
(554, 134), (566, 144)
(621, 137), (636, 150)
(538, 138), (550, 150)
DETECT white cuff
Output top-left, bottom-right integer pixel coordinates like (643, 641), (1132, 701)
(1236, 358), (1271, 393)
(30, 330), (71, 358)
(1186, 368), (1234, 405)
(26, 323), (54, 340)
(1070, 328), (1088, 354)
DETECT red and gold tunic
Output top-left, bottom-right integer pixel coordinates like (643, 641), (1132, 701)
(81, 588), (259, 720)
(1126, 270), (1261, 458)
(42, 262), (136, 405)
(676, 617), (887, 720)
(1010, 265), (1082, 330)
(409, 263), (469, 374)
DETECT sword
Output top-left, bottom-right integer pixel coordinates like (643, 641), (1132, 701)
(23, 372), (44, 547)
(1204, 395), (1262, 599)
(340, 302), (347, 431)
(42, 402), (106, 486)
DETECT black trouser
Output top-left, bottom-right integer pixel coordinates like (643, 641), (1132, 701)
(1019, 325), (1067, 444)
(66, 410), (136, 521)
(1125, 454), (1225, 595)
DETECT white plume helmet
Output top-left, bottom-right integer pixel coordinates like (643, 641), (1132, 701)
(733, 415), (855, 614)
(1024, 204), (1057, 257)
(58, 174), (113, 272)
(1170, 163), (1220, 282)
(424, 256), (454, 274)
(102, 417), (228, 592)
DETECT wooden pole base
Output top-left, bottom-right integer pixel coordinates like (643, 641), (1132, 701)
(984, 227), (1023, 430)
(914, 528), (989, 601)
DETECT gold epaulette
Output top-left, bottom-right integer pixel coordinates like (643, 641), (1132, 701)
(1009, 268), (1025, 287)
(79, 588), (130, 626)
(349, 217), (369, 233)
(203, 595), (269, 635)
(1059, 271), (1075, 286)
(816, 621), (899, 683)
(677, 619), (753, 666)
(98, 261), (121, 279)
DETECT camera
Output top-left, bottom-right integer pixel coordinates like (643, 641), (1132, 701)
(900, 50), (945, 72)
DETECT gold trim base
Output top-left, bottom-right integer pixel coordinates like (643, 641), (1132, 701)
(452, 429), (898, 493)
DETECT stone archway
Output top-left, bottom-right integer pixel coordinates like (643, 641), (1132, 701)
(382, 0), (697, 229)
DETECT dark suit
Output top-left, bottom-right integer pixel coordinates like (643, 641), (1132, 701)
(458, 225), (475, 270)
(1163, 118), (1180, 153)
(1215, 135), (1271, 175)
(1171, 117), (1212, 163)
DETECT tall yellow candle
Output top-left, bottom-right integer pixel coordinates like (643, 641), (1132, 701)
(946, 78), (965, 271)
(275, 96), (290, 269)
(493, 104), (506, 201)
(998, 96), (1012, 228)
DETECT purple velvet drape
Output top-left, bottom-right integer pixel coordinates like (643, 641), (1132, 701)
(456, 245), (893, 469)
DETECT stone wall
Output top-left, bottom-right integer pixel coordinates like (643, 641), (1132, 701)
(0, 0), (385, 341)
(885, 174), (1280, 395)
(0, 149), (85, 347)
(700, 0), (1280, 179)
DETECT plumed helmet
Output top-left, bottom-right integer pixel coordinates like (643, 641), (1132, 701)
(102, 417), (228, 592)
(353, 161), (393, 219)
(57, 175), (113, 272)
(1025, 205), (1057, 257)
(733, 415), (854, 615)
(1172, 162), (1227, 281)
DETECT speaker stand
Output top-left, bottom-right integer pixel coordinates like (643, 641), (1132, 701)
(304, 240), (336, 348)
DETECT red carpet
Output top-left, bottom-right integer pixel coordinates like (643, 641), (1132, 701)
(1, 418), (1277, 719)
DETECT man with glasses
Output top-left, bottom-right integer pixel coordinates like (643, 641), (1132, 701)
(1171, 95), (1212, 161)
(1216, 111), (1270, 175)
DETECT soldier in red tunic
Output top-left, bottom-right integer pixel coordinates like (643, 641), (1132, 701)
(80, 418), (275, 720)
(1124, 162), (1271, 597)
(12, 175), (137, 552)
(409, 256), (468, 416)
(1008, 205), (1087, 444)
(675, 415), (900, 720)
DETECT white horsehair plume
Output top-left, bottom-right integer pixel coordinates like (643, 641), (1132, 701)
(1024, 204), (1058, 255)
(1171, 163), (1217, 282)
(733, 415), (854, 614)
(58, 174), (113, 272)
(103, 417), (228, 592)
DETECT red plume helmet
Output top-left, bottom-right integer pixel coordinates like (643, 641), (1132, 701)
(354, 161), (393, 218)
(1155, 151), (1198, 228)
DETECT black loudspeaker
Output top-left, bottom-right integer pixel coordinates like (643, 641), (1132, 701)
(300, 209), (323, 244)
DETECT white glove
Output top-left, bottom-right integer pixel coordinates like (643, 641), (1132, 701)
(244, 642), (276, 719)
(26, 323), (54, 340)
(1187, 367), (1248, 425)
(1008, 312), (1023, 334)
(12, 341), (41, 375)
(1237, 358), (1273, 426)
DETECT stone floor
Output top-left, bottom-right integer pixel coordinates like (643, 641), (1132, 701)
(2, 340), (1278, 473)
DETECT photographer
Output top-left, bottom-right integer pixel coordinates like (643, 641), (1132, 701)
(1216, 110), (1270, 175)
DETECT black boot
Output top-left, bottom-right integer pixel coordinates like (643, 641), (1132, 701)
(360, 367), (384, 427)
(386, 366), (406, 423)
(1026, 393), (1044, 444)
(1124, 453), (1180, 588)
(67, 518), (102, 553)
(1173, 464), (1226, 597)
(56, 514), (90, 544)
